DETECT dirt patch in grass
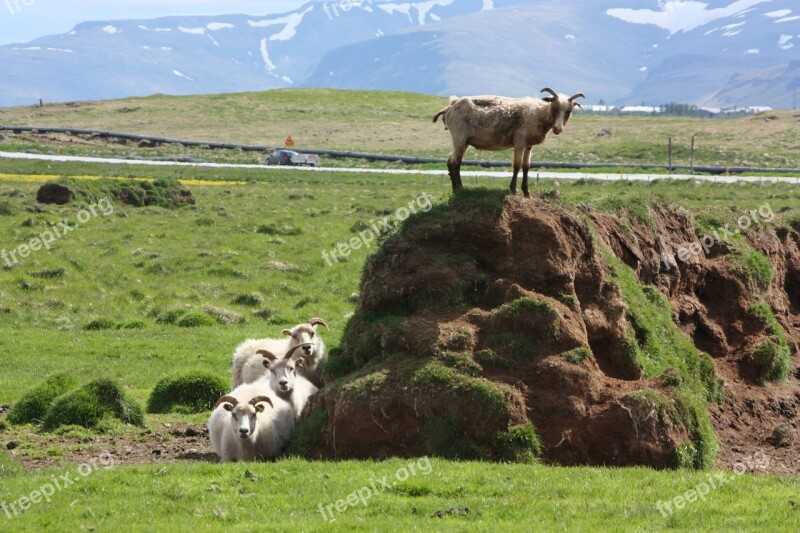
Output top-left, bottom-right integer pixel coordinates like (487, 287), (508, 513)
(1, 422), (217, 470)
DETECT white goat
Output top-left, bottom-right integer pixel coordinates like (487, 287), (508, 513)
(207, 382), (295, 463)
(231, 317), (329, 389)
(433, 88), (585, 196)
(257, 343), (320, 420)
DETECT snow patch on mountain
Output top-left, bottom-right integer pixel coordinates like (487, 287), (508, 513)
(260, 38), (277, 71)
(207, 23), (234, 31)
(607, 0), (769, 35)
(379, 1), (455, 25)
(249, 5), (314, 41)
(102, 25), (119, 35)
(178, 26), (206, 36)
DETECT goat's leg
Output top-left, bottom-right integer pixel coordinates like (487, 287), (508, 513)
(448, 145), (466, 192)
(509, 148), (523, 194)
(521, 146), (533, 197)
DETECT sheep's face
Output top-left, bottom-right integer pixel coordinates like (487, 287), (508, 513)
(263, 355), (304, 394)
(282, 318), (329, 359)
(216, 396), (273, 440)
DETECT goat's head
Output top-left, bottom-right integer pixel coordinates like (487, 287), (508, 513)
(540, 88), (585, 135)
(258, 343), (312, 395)
(281, 317), (329, 358)
(215, 395), (273, 440)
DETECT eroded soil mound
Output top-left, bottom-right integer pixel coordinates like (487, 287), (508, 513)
(301, 191), (800, 469)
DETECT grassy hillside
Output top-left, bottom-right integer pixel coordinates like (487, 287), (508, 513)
(0, 89), (798, 169)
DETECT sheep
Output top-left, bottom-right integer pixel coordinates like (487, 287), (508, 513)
(433, 88), (585, 197)
(257, 343), (319, 420)
(207, 382), (295, 462)
(231, 317), (330, 389)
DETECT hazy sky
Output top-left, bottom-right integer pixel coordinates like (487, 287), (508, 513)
(0, 0), (310, 45)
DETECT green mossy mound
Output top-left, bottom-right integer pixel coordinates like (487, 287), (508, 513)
(41, 379), (145, 431)
(7, 372), (80, 425)
(147, 372), (229, 414)
(37, 177), (194, 208)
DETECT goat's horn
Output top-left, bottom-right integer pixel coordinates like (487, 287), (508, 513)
(249, 396), (273, 408)
(285, 343), (313, 359)
(569, 92), (586, 102)
(540, 87), (558, 98)
(307, 317), (330, 331)
(256, 349), (279, 361)
(215, 395), (238, 409)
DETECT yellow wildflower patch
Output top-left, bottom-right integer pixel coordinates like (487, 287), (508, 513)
(0, 173), (245, 186)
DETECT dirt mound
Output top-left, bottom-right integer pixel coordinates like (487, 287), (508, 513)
(300, 191), (800, 469)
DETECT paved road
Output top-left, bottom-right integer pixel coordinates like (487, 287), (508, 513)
(1, 151), (798, 184)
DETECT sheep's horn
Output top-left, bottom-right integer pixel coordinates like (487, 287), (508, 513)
(249, 396), (273, 408)
(540, 87), (558, 98)
(569, 92), (586, 102)
(215, 395), (238, 409)
(256, 349), (279, 361)
(285, 343), (313, 359)
(308, 317), (330, 331)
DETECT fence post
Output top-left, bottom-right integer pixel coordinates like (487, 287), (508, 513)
(690, 135), (695, 175)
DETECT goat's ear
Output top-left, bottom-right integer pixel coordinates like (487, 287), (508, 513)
(281, 329), (292, 336)
(223, 403), (234, 412)
(295, 357), (305, 368)
(255, 404), (265, 413)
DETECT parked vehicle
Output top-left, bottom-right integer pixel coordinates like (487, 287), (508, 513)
(266, 150), (320, 166)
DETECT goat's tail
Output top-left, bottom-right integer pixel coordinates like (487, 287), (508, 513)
(432, 108), (447, 124)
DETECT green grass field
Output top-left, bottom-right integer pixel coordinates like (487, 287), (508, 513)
(2, 90), (800, 530)
(1, 88), (799, 170)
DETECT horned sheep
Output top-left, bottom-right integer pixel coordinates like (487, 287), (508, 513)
(231, 317), (329, 389)
(257, 343), (320, 420)
(433, 88), (585, 196)
(207, 382), (295, 462)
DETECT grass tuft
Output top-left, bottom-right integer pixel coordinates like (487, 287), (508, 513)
(41, 379), (145, 431)
(147, 372), (229, 414)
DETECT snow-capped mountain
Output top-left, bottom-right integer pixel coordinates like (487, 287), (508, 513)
(0, 0), (797, 108)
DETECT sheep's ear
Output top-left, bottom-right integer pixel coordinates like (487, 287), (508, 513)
(282, 329), (292, 336)
(223, 403), (234, 412)
(250, 396), (273, 412)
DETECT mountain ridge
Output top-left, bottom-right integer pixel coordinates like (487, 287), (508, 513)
(0, 0), (797, 108)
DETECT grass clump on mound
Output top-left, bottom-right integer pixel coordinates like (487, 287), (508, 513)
(147, 372), (229, 414)
(41, 177), (194, 208)
(41, 379), (145, 431)
(7, 372), (80, 425)
(601, 249), (721, 468)
(748, 301), (792, 383)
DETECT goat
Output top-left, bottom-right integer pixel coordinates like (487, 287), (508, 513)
(433, 88), (585, 197)
(231, 317), (330, 389)
(257, 343), (319, 420)
(207, 383), (295, 462)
